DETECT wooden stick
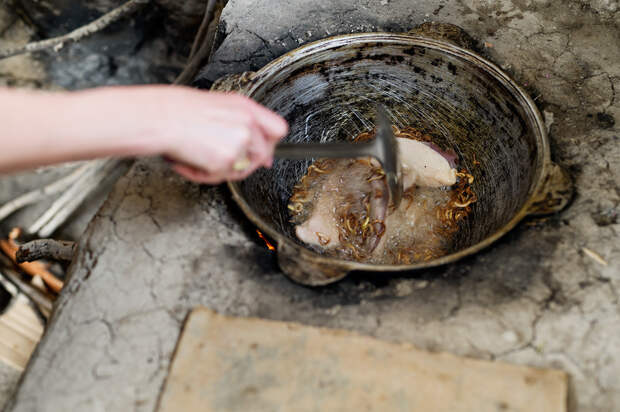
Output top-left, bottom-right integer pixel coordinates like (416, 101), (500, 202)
(37, 158), (120, 237)
(27, 159), (108, 235)
(0, 261), (53, 315)
(0, 255), (52, 320)
(0, 230), (64, 293)
(0, 0), (150, 59)
(174, 0), (228, 85)
(188, 0), (223, 60)
(16, 239), (76, 263)
(0, 162), (92, 222)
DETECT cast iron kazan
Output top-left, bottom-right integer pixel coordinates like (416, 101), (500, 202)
(212, 23), (573, 286)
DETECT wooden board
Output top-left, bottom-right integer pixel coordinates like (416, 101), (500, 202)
(157, 308), (567, 412)
(0, 297), (44, 371)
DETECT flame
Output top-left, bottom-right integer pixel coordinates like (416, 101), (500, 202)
(256, 230), (275, 251)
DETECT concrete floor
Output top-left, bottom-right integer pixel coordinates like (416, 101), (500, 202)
(2, 0), (619, 411)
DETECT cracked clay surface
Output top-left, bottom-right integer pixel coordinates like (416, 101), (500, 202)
(7, 1), (620, 411)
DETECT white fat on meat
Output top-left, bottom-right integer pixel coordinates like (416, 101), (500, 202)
(294, 175), (341, 248)
(398, 137), (457, 189)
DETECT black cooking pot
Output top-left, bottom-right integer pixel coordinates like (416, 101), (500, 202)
(212, 23), (572, 286)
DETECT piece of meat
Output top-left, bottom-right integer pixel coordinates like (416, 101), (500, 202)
(424, 141), (459, 168)
(295, 159), (389, 251)
(295, 176), (341, 248)
(397, 137), (457, 188)
(293, 137), (458, 260)
(371, 186), (450, 263)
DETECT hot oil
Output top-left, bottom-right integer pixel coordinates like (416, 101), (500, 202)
(291, 158), (387, 257)
(289, 127), (476, 265)
(371, 187), (453, 264)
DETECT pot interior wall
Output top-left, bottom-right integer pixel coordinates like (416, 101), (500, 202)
(235, 38), (539, 259)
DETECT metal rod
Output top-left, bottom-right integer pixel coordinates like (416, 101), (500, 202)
(274, 141), (378, 161)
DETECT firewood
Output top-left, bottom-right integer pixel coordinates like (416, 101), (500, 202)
(0, 162), (91, 221)
(16, 239), (76, 263)
(174, 0), (228, 85)
(0, 229), (64, 293)
(28, 159), (119, 237)
(0, 0), (151, 59)
(0, 253), (53, 318)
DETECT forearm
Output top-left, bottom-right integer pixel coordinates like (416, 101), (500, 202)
(0, 85), (288, 183)
(0, 86), (164, 173)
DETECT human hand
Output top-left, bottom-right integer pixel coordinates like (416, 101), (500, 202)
(146, 87), (288, 184)
(0, 86), (287, 178)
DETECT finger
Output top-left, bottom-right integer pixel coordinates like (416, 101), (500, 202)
(263, 155), (274, 168)
(230, 152), (263, 178)
(201, 93), (288, 144)
(238, 96), (289, 142)
(260, 141), (276, 168)
(176, 161), (254, 183)
(195, 123), (253, 172)
(172, 163), (224, 184)
(229, 137), (268, 179)
(245, 127), (272, 168)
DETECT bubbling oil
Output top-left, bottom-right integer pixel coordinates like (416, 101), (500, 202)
(289, 127), (477, 265)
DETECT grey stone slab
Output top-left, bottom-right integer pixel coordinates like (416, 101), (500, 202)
(7, 1), (620, 412)
(0, 362), (20, 412)
(199, 0), (456, 84)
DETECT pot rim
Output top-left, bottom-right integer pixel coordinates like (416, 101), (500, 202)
(228, 32), (550, 272)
